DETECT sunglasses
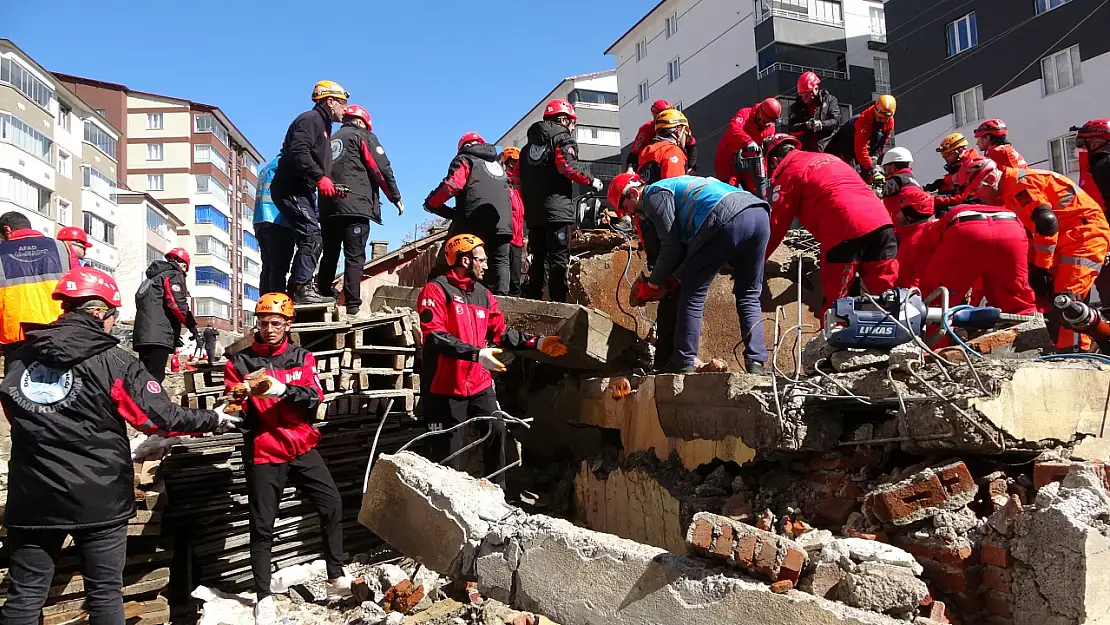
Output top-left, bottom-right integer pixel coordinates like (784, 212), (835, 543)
(257, 319), (289, 329)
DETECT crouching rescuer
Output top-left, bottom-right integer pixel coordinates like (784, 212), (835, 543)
(417, 235), (567, 477)
(607, 173), (771, 375)
(225, 293), (352, 625)
(0, 267), (239, 625)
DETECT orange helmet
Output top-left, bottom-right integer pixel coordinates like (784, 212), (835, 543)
(312, 80), (349, 102)
(875, 95), (897, 119)
(500, 146), (520, 163)
(444, 234), (484, 266)
(936, 133), (969, 155)
(654, 109), (689, 130)
(256, 292), (295, 318)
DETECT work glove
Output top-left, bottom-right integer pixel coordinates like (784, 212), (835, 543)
(536, 336), (569, 357)
(630, 280), (665, 306)
(610, 377), (632, 400)
(213, 403), (243, 431)
(591, 178), (605, 192)
(743, 142), (761, 156)
(317, 176), (338, 197)
(1029, 265), (1054, 297)
(806, 119), (820, 131)
(869, 168), (885, 185)
(396, 200), (405, 216)
(250, 374), (288, 398)
(478, 347), (506, 373)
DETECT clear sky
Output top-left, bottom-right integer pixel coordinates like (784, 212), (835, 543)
(6, 0), (654, 246)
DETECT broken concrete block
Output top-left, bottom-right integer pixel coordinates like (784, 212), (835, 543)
(686, 512), (808, 584)
(841, 562), (929, 619)
(831, 349), (891, 373)
(833, 538), (923, 576)
(863, 461), (975, 526)
(795, 529), (835, 555)
(799, 562), (844, 600)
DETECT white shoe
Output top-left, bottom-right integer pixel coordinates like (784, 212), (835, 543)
(326, 576), (354, 601)
(254, 595), (277, 625)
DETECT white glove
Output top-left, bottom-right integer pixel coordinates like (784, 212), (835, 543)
(744, 142), (761, 155)
(214, 403), (243, 431)
(591, 178), (605, 192)
(478, 347), (506, 372)
(396, 200), (405, 216)
(254, 375), (287, 398)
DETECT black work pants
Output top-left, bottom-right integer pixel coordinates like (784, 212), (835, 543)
(244, 448), (344, 598)
(509, 244), (524, 297)
(653, 292), (679, 370)
(484, 236), (512, 296)
(257, 222), (296, 294)
(524, 223), (573, 302)
(0, 523), (128, 625)
(137, 345), (171, 382)
(422, 386), (502, 480)
(317, 217), (371, 311)
(273, 189), (323, 288)
(205, 343), (216, 364)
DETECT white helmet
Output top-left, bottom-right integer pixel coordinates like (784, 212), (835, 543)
(881, 147), (913, 167)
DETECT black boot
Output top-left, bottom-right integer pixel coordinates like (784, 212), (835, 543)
(745, 359), (771, 376)
(294, 283), (334, 305)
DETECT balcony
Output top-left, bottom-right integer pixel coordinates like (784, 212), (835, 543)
(755, 7), (843, 28)
(757, 62), (847, 80)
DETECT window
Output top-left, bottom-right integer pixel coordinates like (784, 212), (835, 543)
(665, 12), (678, 37)
(636, 38), (647, 62)
(243, 231), (259, 251)
(1036, 0), (1072, 13)
(194, 144), (228, 173)
(637, 80), (650, 104)
(195, 205), (229, 232)
(83, 212), (116, 246)
(95, 109), (105, 116)
(57, 149), (71, 179)
(194, 266), (230, 290)
(82, 166), (117, 202)
(952, 84), (985, 127)
(242, 204), (255, 223)
(673, 101), (683, 111)
(85, 259), (114, 275)
(147, 206), (173, 239)
(1049, 134), (1079, 176)
(196, 174), (229, 200)
(568, 89), (618, 106)
(1042, 45), (1082, 95)
(147, 174), (164, 191)
(194, 114), (229, 146)
(83, 121), (117, 159)
(195, 297), (230, 319)
(147, 113), (163, 130)
(196, 235), (230, 261)
(147, 143), (164, 161)
(243, 179), (257, 200)
(755, 0), (810, 21)
(57, 198), (71, 226)
(874, 57), (891, 91)
(147, 245), (163, 265)
(575, 125), (622, 146)
(244, 284), (260, 301)
(0, 172), (50, 215)
(0, 57), (54, 110)
(245, 258), (261, 278)
(668, 57), (681, 83)
(243, 310), (255, 328)
(0, 112), (53, 162)
(946, 13), (978, 57)
(870, 7), (887, 42)
(240, 152), (259, 175)
(57, 104), (71, 131)
(815, 0), (842, 24)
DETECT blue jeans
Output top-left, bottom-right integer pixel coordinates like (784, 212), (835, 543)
(670, 205), (770, 368)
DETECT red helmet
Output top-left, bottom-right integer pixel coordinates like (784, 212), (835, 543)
(165, 247), (191, 269)
(343, 104), (372, 130)
(757, 98), (782, 124)
(797, 72), (821, 95)
(763, 133), (801, 156)
(974, 119), (1007, 138)
(57, 226), (91, 248)
(543, 99), (577, 121)
(1077, 120), (1110, 150)
(651, 99), (673, 116)
(52, 266), (122, 306)
(956, 156), (1000, 190)
(607, 172), (644, 215)
(457, 132), (485, 152)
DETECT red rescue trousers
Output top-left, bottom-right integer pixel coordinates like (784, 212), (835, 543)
(894, 222), (929, 289)
(821, 225), (899, 317)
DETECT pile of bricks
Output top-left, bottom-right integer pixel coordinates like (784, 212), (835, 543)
(686, 511), (807, 587)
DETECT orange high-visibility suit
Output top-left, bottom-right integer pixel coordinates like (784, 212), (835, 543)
(1000, 168), (1110, 351)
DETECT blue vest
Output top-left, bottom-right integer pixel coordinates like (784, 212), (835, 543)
(646, 176), (742, 242)
(254, 156), (287, 227)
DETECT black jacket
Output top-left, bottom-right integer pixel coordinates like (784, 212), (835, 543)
(519, 120), (594, 228)
(202, 327), (218, 346)
(320, 122), (402, 224)
(134, 260), (196, 348)
(1, 311), (219, 530)
(424, 143), (514, 239)
(273, 102), (333, 196)
(787, 90), (842, 152)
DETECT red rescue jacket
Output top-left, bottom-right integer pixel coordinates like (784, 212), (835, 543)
(505, 160), (525, 247)
(714, 106), (776, 186)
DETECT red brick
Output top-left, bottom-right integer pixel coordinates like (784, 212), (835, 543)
(934, 461), (976, 499)
(969, 328), (1018, 354)
(689, 519), (713, 554)
(838, 480), (863, 501)
(711, 523), (735, 559)
(770, 580), (794, 593)
(1034, 461), (1073, 489)
(986, 478), (1010, 510)
(755, 538), (778, 578)
(985, 591), (1014, 618)
(928, 600), (949, 624)
(980, 543), (1013, 568)
(921, 566), (972, 595)
(735, 535), (758, 568)
(779, 547), (806, 584)
(982, 565), (1012, 592)
(896, 536), (973, 569)
(867, 475), (946, 523)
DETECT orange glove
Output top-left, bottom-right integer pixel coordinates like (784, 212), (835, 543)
(537, 336), (568, 357)
(610, 377), (632, 400)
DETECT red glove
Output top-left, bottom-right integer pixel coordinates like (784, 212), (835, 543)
(317, 176), (337, 197)
(664, 276), (680, 292)
(632, 280), (664, 305)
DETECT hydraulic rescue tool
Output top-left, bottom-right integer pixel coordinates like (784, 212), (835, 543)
(1054, 293), (1110, 353)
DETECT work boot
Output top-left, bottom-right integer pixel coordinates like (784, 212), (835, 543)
(253, 595), (276, 625)
(346, 306), (374, 322)
(745, 359), (772, 376)
(325, 575), (354, 601)
(293, 283), (334, 305)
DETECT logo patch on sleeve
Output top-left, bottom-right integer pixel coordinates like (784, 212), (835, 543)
(147, 380), (162, 394)
(420, 309), (434, 323)
(171, 284), (181, 292)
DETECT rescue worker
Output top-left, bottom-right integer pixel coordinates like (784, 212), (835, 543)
(0, 212), (77, 366)
(254, 153), (295, 294)
(519, 99), (604, 302)
(930, 133), (981, 216)
(134, 248), (198, 382)
(714, 98), (782, 197)
(0, 266), (239, 625)
(317, 104), (403, 317)
(607, 174), (770, 374)
(628, 100), (699, 173)
(974, 119), (1028, 169)
(271, 80), (349, 305)
(879, 147), (934, 287)
(223, 292), (351, 625)
(828, 95), (896, 184)
(787, 72), (842, 152)
(425, 132), (514, 295)
(500, 147), (526, 296)
(763, 134), (897, 315)
(57, 226), (91, 264)
(958, 157), (1110, 352)
(637, 109), (691, 184)
(915, 205), (1036, 315)
(1076, 120), (1110, 209)
(417, 234), (567, 476)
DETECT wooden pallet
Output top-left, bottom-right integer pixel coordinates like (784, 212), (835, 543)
(345, 346), (415, 371)
(292, 301), (340, 324)
(350, 316), (415, 349)
(184, 367), (225, 393)
(338, 369), (414, 393)
(41, 595), (169, 625)
(313, 348), (345, 375)
(292, 326), (350, 352)
(182, 393), (223, 410)
(318, 390), (415, 420)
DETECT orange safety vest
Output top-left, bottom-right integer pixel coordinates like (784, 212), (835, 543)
(1000, 168), (1109, 269)
(637, 139), (688, 183)
(0, 231), (72, 344)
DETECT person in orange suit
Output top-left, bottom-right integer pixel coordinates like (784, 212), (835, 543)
(960, 157), (1110, 352)
(879, 147), (934, 288)
(974, 119), (1028, 170)
(636, 109), (691, 184)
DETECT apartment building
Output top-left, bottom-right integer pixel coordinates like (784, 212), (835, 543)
(0, 39), (121, 273)
(114, 190), (185, 321)
(496, 70), (624, 186)
(606, 0), (890, 167)
(885, 0), (1109, 182)
(56, 74), (264, 332)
